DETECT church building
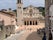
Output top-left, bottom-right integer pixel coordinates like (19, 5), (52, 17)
(17, 0), (44, 26)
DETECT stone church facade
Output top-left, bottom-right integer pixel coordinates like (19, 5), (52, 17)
(17, 0), (44, 26)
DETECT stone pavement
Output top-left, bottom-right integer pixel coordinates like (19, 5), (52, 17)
(4, 23), (44, 40)
(4, 30), (42, 40)
(4, 30), (26, 40)
(18, 30), (42, 40)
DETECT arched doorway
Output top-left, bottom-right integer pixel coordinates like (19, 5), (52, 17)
(35, 21), (38, 25)
(24, 21), (26, 25)
(33, 21), (34, 25)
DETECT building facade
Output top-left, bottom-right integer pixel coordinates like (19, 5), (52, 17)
(0, 9), (16, 40)
(17, 0), (44, 26)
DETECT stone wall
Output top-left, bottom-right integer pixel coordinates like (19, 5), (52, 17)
(5, 25), (15, 38)
(0, 26), (6, 40)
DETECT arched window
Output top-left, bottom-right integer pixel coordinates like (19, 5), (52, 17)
(18, 0), (21, 3)
(29, 9), (33, 13)
(19, 0), (21, 3)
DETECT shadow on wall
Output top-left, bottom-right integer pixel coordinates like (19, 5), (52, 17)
(26, 31), (42, 40)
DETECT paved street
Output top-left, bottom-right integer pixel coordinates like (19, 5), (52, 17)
(4, 30), (26, 40)
(4, 30), (42, 40)
(4, 23), (44, 40)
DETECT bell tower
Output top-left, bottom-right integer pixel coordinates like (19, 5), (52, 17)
(17, 0), (23, 26)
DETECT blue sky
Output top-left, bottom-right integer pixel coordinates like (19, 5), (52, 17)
(0, 0), (45, 10)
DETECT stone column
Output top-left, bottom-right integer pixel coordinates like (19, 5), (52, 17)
(34, 21), (35, 25)
(37, 20), (39, 25)
(32, 21), (33, 25)
(27, 21), (29, 25)
(29, 21), (30, 25)
(26, 21), (27, 25)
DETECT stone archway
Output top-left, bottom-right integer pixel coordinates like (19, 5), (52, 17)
(24, 21), (26, 25)
(24, 20), (39, 25)
(35, 21), (38, 25)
